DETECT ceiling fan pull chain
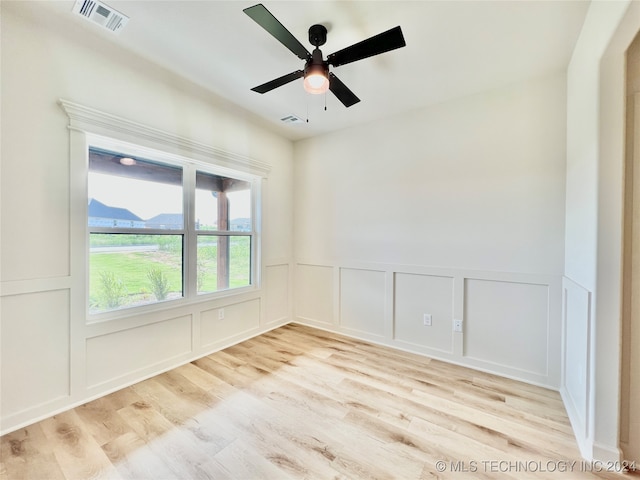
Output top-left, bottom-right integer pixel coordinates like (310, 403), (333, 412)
(324, 91), (327, 111)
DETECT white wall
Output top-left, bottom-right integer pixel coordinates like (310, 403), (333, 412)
(0, 5), (294, 434)
(562, 0), (638, 462)
(293, 72), (567, 388)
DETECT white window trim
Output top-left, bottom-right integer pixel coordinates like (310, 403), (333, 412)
(60, 99), (269, 324)
(60, 99), (271, 177)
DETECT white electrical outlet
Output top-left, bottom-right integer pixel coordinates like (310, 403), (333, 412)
(218, 308), (225, 320)
(453, 319), (463, 332)
(423, 313), (432, 326)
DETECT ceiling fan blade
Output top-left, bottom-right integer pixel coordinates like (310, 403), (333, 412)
(251, 70), (304, 94)
(329, 73), (360, 108)
(243, 4), (310, 61)
(327, 26), (406, 68)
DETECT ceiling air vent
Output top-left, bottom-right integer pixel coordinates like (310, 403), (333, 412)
(72, 0), (129, 34)
(280, 114), (305, 125)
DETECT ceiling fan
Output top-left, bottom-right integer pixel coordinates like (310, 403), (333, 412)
(243, 3), (406, 108)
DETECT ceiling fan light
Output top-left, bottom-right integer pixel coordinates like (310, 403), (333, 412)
(303, 72), (329, 94)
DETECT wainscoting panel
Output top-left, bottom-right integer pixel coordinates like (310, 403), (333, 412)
(561, 277), (591, 442)
(265, 264), (289, 325)
(86, 315), (192, 388)
(295, 261), (560, 388)
(339, 268), (386, 337)
(394, 273), (454, 353)
(0, 290), (71, 417)
(464, 278), (549, 376)
(295, 264), (334, 325)
(200, 298), (260, 348)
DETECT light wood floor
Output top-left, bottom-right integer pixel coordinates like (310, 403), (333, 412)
(0, 324), (633, 479)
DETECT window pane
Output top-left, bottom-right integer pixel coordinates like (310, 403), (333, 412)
(89, 234), (183, 313)
(88, 148), (183, 230)
(195, 188), (218, 230)
(197, 235), (251, 294)
(229, 189), (252, 232)
(195, 171), (251, 231)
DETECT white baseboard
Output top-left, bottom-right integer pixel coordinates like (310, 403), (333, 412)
(592, 442), (622, 463)
(559, 386), (622, 463)
(560, 385), (591, 460)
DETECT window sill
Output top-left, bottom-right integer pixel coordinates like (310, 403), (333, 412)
(86, 285), (259, 325)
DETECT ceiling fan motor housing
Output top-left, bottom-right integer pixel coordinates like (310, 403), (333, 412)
(305, 47), (328, 78)
(308, 24), (327, 47)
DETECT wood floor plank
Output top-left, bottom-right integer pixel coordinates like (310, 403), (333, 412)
(0, 424), (66, 480)
(201, 390), (346, 479)
(214, 439), (295, 480)
(101, 430), (176, 480)
(0, 324), (631, 479)
(38, 410), (121, 480)
(116, 401), (231, 479)
(408, 386), (580, 458)
(129, 376), (235, 455)
(75, 396), (137, 447)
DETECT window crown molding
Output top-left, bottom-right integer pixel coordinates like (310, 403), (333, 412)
(59, 99), (271, 177)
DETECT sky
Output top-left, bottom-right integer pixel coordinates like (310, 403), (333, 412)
(88, 172), (251, 222)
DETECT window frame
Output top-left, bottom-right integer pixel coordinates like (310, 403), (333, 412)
(85, 134), (261, 321)
(194, 170), (254, 294)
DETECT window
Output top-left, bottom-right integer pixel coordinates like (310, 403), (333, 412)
(195, 171), (253, 294)
(88, 145), (257, 315)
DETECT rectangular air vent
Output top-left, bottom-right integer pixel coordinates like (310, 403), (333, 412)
(72, 0), (129, 34)
(280, 114), (305, 125)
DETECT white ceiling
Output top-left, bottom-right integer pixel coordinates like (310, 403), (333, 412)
(12, 0), (590, 141)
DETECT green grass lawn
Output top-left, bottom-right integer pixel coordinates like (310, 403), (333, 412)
(90, 236), (251, 313)
(90, 251), (181, 294)
(198, 237), (251, 293)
